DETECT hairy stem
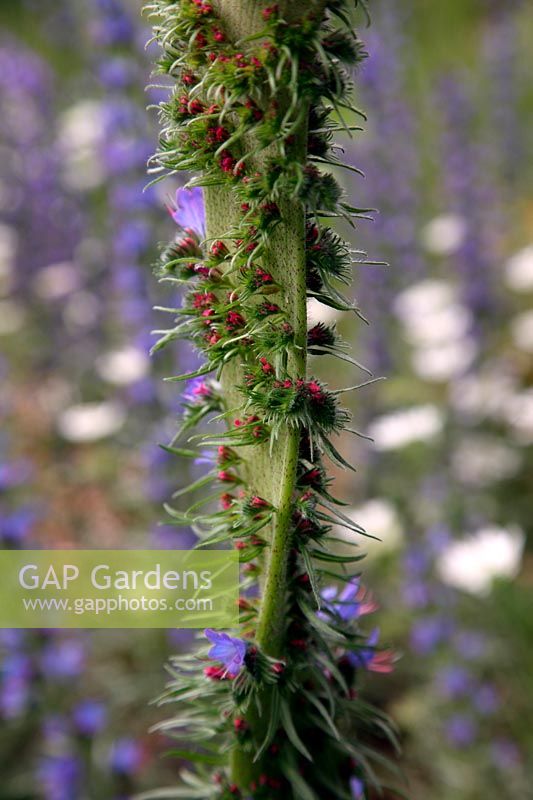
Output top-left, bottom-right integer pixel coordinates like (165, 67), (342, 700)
(203, 0), (310, 787)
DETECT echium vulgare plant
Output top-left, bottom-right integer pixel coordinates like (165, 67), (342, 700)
(144, 0), (399, 798)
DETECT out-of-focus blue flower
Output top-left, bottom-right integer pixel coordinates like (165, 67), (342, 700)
(347, 628), (395, 674)
(444, 714), (478, 747)
(473, 683), (500, 715)
(0, 459), (33, 491)
(350, 776), (365, 798)
(321, 578), (378, 622)
(401, 579), (430, 609)
(0, 653), (32, 718)
(98, 57), (136, 89)
(1, 506), (39, 543)
(410, 617), (449, 655)
(435, 665), (471, 699)
(453, 630), (487, 661)
(38, 755), (81, 800)
(169, 187), (206, 236)
(205, 629), (246, 677)
(491, 738), (521, 771)
(73, 700), (107, 736)
(110, 737), (143, 775)
(41, 638), (85, 679)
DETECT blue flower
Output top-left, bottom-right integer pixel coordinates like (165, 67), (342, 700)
(350, 776), (365, 798)
(169, 186), (205, 235)
(73, 700), (107, 736)
(321, 578), (378, 622)
(204, 629), (246, 678)
(110, 738), (143, 775)
(347, 628), (395, 674)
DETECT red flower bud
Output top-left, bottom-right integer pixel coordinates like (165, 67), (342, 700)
(220, 493), (234, 510)
(204, 666), (228, 680)
(210, 240), (228, 258)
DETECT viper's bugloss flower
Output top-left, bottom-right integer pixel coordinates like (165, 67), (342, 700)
(350, 776), (365, 799)
(321, 578), (378, 622)
(110, 738), (144, 775)
(205, 629), (246, 677)
(169, 186), (206, 235)
(73, 700), (107, 737)
(348, 629), (395, 674)
(182, 377), (214, 403)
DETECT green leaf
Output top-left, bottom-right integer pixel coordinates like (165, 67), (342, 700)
(279, 699), (313, 762)
(254, 687), (280, 761)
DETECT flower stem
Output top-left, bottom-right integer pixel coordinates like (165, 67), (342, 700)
(204, 1), (309, 787)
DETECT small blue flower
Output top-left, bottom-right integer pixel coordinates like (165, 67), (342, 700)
(110, 738), (143, 775)
(169, 186), (205, 235)
(73, 700), (107, 736)
(444, 713), (478, 747)
(204, 629), (246, 678)
(347, 628), (395, 674)
(350, 776), (365, 798)
(321, 578), (378, 622)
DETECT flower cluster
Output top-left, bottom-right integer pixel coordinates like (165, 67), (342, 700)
(146, 0), (396, 798)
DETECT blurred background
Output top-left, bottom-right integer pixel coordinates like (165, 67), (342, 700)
(0, 0), (531, 798)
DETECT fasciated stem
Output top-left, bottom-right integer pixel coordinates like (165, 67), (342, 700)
(203, 2), (310, 788)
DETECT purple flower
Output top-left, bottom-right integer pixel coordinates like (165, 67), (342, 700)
(401, 580), (430, 609)
(410, 617), (448, 655)
(41, 638), (85, 679)
(0, 459), (33, 491)
(347, 628), (395, 674)
(321, 578), (378, 621)
(204, 629), (246, 677)
(453, 630), (487, 660)
(73, 700), (107, 736)
(473, 683), (500, 715)
(169, 187), (205, 235)
(491, 738), (521, 771)
(435, 665), (471, 699)
(0, 654), (32, 718)
(2, 506), (38, 543)
(110, 737), (143, 775)
(182, 377), (214, 405)
(444, 713), (478, 747)
(38, 755), (81, 800)
(350, 776), (365, 798)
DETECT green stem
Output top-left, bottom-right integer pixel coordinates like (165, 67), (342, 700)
(204, 1), (310, 788)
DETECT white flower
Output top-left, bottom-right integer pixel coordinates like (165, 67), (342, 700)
(96, 347), (150, 386)
(449, 369), (517, 422)
(402, 304), (471, 346)
(58, 100), (105, 191)
(411, 338), (477, 383)
(62, 291), (100, 330)
(34, 262), (81, 300)
(420, 214), (467, 256)
(57, 402), (125, 443)
(368, 405), (444, 451)
(503, 389), (533, 445)
(504, 245), (533, 293)
(0, 301), (25, 335)
(451, 436), (522, 488)
(510, 311), (533, 354)
(436, 526), (525, 596)
(394, 279), (456, 323)
(307, 297), (341, 326)
(0, 223), (17, 276)
(334, 499), (403, 561)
